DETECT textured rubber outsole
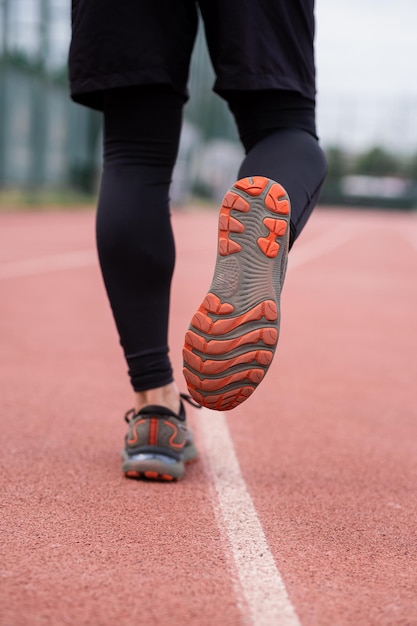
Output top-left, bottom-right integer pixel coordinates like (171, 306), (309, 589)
(183, 176), (290, 411)
(125, 469), (177, 482)
(121, 446), (198, 482)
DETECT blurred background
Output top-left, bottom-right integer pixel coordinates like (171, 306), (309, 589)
(0, 0), (416, 209)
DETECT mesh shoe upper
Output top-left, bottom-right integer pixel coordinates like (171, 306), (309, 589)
(122, 393), (200, 480)
(124, 403), (189, 462)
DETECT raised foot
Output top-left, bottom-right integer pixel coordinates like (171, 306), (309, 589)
(183, 176), (290, 411)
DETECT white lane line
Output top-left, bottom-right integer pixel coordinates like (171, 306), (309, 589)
(198, 407), (302, 626)
(400, 228), (417, 254)
(288, 221), (362, 271)
(195, 222), (365, 625)
(0, 249), (97, 279)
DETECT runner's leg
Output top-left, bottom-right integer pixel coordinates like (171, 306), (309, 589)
(96, 86), (185, 410)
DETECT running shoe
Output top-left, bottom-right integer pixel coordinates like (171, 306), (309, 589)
(183, 176), (290, 411)
(122, 393), (200, 481)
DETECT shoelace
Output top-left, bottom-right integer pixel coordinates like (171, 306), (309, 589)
(180, 392), (202, 409)
(124, 392), (201, 423)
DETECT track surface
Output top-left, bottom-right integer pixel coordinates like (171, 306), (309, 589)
(1, 205), (416, 626)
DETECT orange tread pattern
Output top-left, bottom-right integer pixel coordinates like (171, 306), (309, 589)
(257, 218), (287, 258)
(203, 293), (234, 315)
(183, 348), (273, 374)
(218, 191), (250, 256)
(184, 326), (278, 354)
(265, 183), (290, 215)
(183, 176), (289, 411)
(189, 386), (255, 411)
(192, 299), (277, 335)
(183, 294), (279, 410)
(234, 176), (269, 196)
(184, 366), (265, 393)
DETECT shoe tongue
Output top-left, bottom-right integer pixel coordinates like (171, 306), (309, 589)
(137, 403), (185, 420)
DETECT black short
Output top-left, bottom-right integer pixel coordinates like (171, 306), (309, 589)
(69, 0), (316, 111)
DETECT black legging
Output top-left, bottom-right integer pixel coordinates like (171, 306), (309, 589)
(96, 86), (327, 391)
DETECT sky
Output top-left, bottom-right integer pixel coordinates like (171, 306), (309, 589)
(315, 0), (417, 151)
(316, 0), (417, 99)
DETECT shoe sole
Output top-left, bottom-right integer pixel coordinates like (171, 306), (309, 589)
(183, 176), (290, 411)
(121, 443), (198, 482)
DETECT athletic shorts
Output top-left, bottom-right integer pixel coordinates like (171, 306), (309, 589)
(69, 0), (316, 111)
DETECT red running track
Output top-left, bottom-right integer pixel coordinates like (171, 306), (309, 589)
(0, 205), (416, 626)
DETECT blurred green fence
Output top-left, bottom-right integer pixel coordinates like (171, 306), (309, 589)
(0, 62), (100, 189)
(0, 19), (242, 200)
